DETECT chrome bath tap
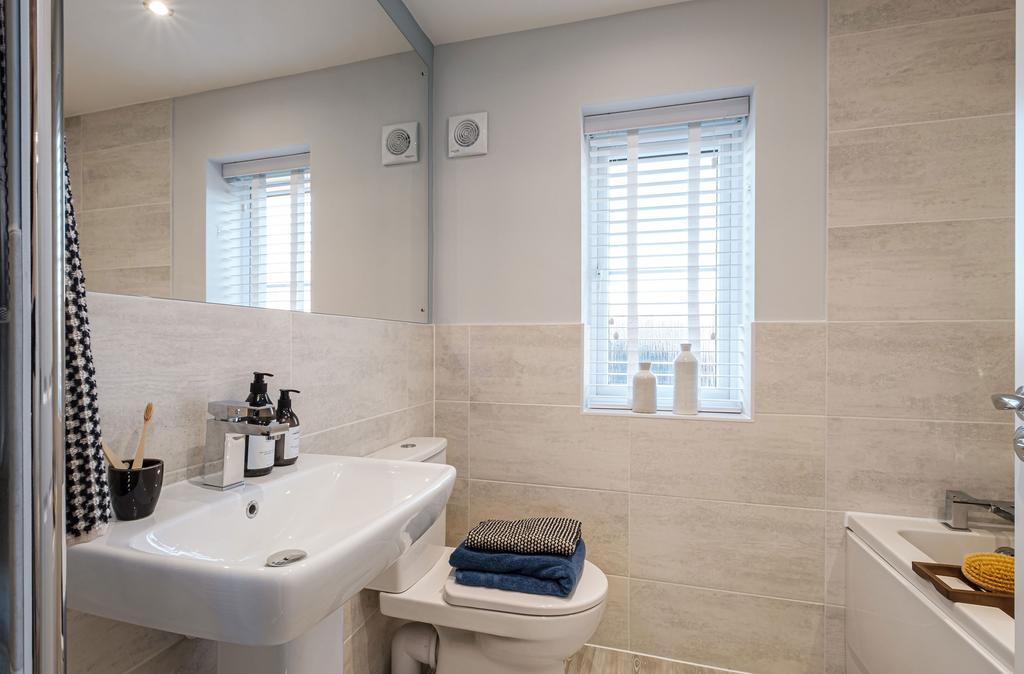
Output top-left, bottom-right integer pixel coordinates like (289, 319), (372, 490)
(943, 490), (1014, 531)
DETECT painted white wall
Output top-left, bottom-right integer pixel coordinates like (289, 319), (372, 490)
(172, 51), (430, 323)
(431, 0), (827, 324)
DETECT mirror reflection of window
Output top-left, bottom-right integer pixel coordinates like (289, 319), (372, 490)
(212, 154), (312, 311)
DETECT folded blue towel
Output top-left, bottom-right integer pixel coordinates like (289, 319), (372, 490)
(449, 540), (586, 597)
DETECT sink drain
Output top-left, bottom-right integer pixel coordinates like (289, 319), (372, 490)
(266, 549), (307, 567)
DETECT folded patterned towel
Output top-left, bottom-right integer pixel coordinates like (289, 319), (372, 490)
(465, 516), (582, 556)
(449, 540), (586, 597)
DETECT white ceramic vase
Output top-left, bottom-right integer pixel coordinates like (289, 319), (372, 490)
(673, 343), (699, 415)
(632, 362), (657, 414)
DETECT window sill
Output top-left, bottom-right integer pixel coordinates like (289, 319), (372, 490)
(581, 407), (752, 422)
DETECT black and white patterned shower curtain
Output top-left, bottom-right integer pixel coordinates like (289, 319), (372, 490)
(63, 150), (111, 539)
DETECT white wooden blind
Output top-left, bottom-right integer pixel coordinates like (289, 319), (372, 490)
(584, 98), (751, 413)
(213, 154), (311, 311)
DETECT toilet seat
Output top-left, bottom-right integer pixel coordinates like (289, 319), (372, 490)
(379, 547), (608, 642)
(442, 561), (606, 616)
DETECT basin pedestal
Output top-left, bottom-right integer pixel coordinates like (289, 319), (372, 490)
(218, 606), (344, 674)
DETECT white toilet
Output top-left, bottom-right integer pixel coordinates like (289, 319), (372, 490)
(365, 438), (608, 674)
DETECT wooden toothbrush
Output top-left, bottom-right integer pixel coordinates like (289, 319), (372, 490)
(101, 441), (124, 470)
(131, 402), (155, 470)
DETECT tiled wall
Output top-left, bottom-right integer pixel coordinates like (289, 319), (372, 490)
(66, 101), (173, 297)
(70, 292), (433, 674)
(436, 6), (1015, 673)
(823, 0), (1016, 669)
(436, 325), (831, 674)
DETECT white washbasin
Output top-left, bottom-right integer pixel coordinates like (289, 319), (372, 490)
(68, 453), (455, 650)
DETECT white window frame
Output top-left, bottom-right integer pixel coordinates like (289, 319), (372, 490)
(583, 97), (753, 415)
(210, 153), (312, 312)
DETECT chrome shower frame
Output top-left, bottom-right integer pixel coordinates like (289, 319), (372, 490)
(1, 0), (66, 671)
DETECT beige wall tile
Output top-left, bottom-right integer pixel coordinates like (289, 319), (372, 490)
(344, 611), (400, 674)
(67, 610), (182, 674)
(828, 219), (1013, 321)
(290, 312), (416, 432)
(829, 11), (1013, 130)
(825, 605), (846, 674)
(68, 152), (84, 205)
(754, 322), (827, 414)
(829, 0), (1011, 35)
(446, 477), (469, 547)
(85, 266), (171, 297)
(435, 401), (469, 476)
(88, 292), (292, 477)
(65, 115), (83, 155)
(81, 140), (171, 211)
(125, 638), (215, 674)
(828, 115), (1013, 227)
(827, 321), (1013, 422)
(826, 417), (1013, 516)
(435, 325), (469, 401)
(591, 574), (629, 650)
(81, 100), (172, 152)
(78, 205), (172, 272)
(826, 512), (848, 606)
(302, 403), (434, 457)
(469, 479), (629, 575)
(630, 580), (824, 674)
(407, 323), (434, 407)
(630, 415), (826, 508)
(343, 590), (379, 640)
(470, 324), (581, 405)
(470, 403), (629, 491)
(630, 495), (825, 602)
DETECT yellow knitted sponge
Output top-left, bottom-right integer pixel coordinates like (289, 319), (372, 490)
(962, 553), (1014, 594)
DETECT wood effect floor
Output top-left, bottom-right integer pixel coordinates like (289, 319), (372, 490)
(565, 646), (745, 674)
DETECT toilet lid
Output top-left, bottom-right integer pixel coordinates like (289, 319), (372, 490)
(442, 560), (607, 616)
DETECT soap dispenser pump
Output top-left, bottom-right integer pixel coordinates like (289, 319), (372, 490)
(243, 371), (276, 477)
(274, 389), (301, 466)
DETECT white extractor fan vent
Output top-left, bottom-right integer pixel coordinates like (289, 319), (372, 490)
(448, 112), (487, 158)
(382, 122), (419, 165)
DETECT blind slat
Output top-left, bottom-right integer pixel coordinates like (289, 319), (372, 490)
(211, 164), (312, 312)
(585, 110), (751, 414)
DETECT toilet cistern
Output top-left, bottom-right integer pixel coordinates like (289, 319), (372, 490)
(203, 401), (288, 490)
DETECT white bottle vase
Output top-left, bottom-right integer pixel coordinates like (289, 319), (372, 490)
(632, 362), (657, 414)
(673, 343), (699, 415)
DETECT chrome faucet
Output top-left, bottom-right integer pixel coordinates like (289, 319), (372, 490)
(202, 401), (289, 490)
(943, 490), (1015, 531)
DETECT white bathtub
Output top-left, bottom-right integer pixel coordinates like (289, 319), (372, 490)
(845, 512), (1013, 674)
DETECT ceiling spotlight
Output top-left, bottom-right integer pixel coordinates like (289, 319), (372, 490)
(143, 1), (173, 16)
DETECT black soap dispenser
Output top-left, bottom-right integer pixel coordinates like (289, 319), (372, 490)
(244, 371), (276, 477)
(274, 389), (301, 466)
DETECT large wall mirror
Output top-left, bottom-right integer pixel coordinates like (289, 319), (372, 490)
(64, 0), (430, 323)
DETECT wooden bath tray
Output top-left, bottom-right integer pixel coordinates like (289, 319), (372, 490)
(912, 561), (1014, 618)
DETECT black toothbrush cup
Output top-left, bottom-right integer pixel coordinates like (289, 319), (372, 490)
(108, 458), (164, 520)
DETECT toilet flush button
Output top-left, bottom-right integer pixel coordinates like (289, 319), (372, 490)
(266, 549), (308, 567)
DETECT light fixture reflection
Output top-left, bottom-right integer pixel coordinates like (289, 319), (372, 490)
(143, 1), (174, 17)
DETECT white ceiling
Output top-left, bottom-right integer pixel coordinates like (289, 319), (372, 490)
(64, 0), (412, 115)
(65, 0), (693, 116)
(404, 0), (692, 45)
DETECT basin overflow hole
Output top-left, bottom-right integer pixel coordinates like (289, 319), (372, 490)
(246, 500), (259, 519)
